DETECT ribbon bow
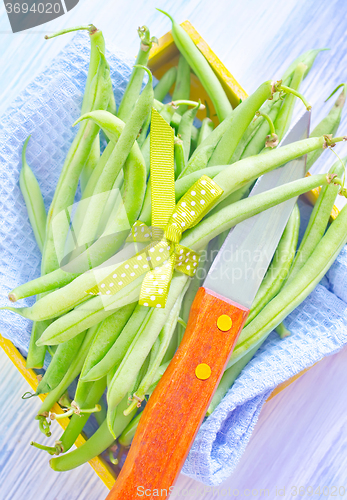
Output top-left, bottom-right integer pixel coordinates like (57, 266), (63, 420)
(86, 109), (223, 307)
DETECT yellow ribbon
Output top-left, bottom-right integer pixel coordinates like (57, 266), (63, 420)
(85, 109), (223, 307)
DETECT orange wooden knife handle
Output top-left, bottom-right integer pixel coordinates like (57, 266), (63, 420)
(107, 287), (249, 500)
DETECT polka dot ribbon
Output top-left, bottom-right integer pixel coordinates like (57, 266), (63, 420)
(85, 109), (224, 308)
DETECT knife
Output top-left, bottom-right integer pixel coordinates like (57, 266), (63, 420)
(106, 111), (310, 500)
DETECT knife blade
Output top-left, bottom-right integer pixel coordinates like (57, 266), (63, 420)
(107, 111), (310, 500)
(205, 110), (311, 307)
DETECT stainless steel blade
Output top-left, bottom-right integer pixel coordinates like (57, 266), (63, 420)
(204, 110), (311, 309)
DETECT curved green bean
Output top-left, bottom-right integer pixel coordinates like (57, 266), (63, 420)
(157, 10), (232, 121)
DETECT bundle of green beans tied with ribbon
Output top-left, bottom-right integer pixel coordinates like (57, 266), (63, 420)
(4, 10), (347, 473)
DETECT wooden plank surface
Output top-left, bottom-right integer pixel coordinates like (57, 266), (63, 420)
(1, 0), (347, 498)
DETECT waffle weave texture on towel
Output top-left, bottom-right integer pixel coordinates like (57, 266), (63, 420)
(1, 33), (347, 487)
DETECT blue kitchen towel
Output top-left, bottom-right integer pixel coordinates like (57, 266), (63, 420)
(1, 32), (347, 487)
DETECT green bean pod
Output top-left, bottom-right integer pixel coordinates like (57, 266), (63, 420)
(285, 159), (345, 285)
(36, 324), (98, 417)
(32, 277), (142, 344)
(79, 26), (106, 115)
(70, 70), (152, 251)
(81, 139), (116, 201)
(147, 361), (170, 394)
(80, 303), (136, 380)
(82, 304), (150, 382)
(80, 137), (100, 193)
(78, 28), (107, 190)
(238, 100), (282, 161)
(197, 117), (214, 146)
(212, 136), (337, 206)
(153, 66), (177, 102)
(36, 330), (87, 394)
(19, 136), (46, 253)
(58, 377), (107, 453)
(175, 254), (206, 347)
(26, 320), (50, 369)
(124, 283), (188, 415)
(50, 396), (135, 471)
(118, 411), (143, 447)
(106, 274), (189, 413)
(127, 351), (151, 403)
(157, 10), (232, 121)
(136, 110), (151, 148)
(42, 46), (112, 275)
(208, 81), (273, 166)
(225, 196), (347, 370)
(94, 169), (124, 237)
(306, 84), (346, 172)
(171, 54), (191, 115)
(117, 26), (156, 122)
(245, 203), (300, 326)
(177, 101), (200, 164)
(174, 137), (186, 178)
(272, 63), (307, 143)
(228, 92), (285, 163)
(153, 98), (199, 144)
(181, 174), (337, 251)
(9, 115), (147, 301)
(178, 108), (237, 178)
(230, 50), (323, 164)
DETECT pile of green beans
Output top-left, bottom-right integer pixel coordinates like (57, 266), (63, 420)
(7, 14), (347, 475)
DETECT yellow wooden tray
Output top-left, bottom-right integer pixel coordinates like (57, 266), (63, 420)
(0, 19), (337, 489)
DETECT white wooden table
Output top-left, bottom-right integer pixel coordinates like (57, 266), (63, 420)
(1, 0), (347, 498)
